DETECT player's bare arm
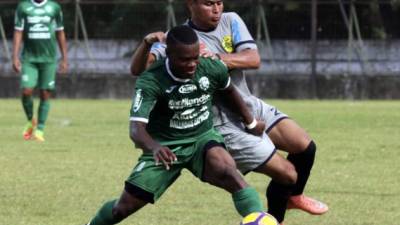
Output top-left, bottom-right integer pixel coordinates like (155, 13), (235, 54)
(130, 121), (177, 170)
(213, 48), (260, 70)
(12, 30), (23, 74)
(56, 30), (68, 74)
(221, 83), (265, 136)
(130, 32), (165, 76)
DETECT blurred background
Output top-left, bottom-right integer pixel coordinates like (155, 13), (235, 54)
(1, 0), (400, 99)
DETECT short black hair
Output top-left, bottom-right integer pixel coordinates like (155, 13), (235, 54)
(166, 25), (198, 46)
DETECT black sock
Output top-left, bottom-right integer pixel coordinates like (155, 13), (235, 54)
(266, 181), (294, 223)
(287, 141), (316, 195)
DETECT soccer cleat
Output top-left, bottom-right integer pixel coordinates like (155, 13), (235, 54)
(33, 129), (45, 142)
(22, 119), (36, 140)
(287, 194), (328, 215)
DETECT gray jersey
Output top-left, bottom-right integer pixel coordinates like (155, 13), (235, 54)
(151, 12), (260, 125)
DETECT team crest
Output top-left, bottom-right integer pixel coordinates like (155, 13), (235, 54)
(222, 35), (233, 53)
(45, 5), (53, 14)
(199, 77), (210, 91)
(133, 89), (143, 112)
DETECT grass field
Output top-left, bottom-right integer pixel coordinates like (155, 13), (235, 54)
(1, 99), (399, 225)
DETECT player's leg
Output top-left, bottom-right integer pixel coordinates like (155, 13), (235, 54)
(189, 130), (264, 217)
(20, 62), (38, 140)
(203, 144), (264, 217)
(262, 102), (328, 215)
(34, 63), (57, 141)
(216, 121), (297, 223)
(87, 154), (182, 225)
(87, 190), (148, 225)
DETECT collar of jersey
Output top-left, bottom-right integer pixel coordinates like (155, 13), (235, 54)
(187, 19), (217, 32)
(165, 58), (192, 83)
(31, 0), (48, 7)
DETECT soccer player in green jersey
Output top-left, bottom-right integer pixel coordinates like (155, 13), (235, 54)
(85, 25), (269, 225)
(12, 0), (68, 141)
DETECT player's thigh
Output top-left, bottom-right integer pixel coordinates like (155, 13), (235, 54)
(268, 118), (311, 154)
(38, 62), (57, 90)
(125, 154), (182, 204)
(254, 152), (297, 185)
(20, 62), (39, 89)
(216, 122), (276, 175)
(256, 100), (288, 133)
(187, 129), (227, 179)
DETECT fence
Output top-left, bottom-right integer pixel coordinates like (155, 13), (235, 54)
(1, 0), (400, 90)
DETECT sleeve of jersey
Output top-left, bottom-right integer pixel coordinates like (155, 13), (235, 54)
(209, 59), (230, 90)
(228, 12), (257, 52)
(55, 5), (64, 31)
(14, 5), (24, 31)
(129, 76), (159, 123)
(150, 42), (167, 60)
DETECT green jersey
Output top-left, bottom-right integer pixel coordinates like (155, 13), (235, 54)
(130, 57), (230, 144)
(14, 0), (64, 63)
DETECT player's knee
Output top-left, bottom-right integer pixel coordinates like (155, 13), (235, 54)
(22, 89), (33, 96)
(276, 162), (297, 185)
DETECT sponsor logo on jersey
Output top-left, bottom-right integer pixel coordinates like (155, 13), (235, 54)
(165, 85), (177, 93)
(222, 35), (233, 53)
(179, 84), (197, 94)
(170, 111), (210, 129)
(30, 24), (49, 32)
(199, 77), (210, 91)
(34, 9), (46, 14)
(28, 32), (51, 39)
(133, 89), (143, 112)
(168, 94), (210, 110)
(27, 16), (51, 24)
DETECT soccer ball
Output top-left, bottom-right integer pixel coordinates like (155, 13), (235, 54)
(240, 212), (279, 225)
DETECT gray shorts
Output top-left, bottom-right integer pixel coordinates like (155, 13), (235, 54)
(215, 99), (288, 174)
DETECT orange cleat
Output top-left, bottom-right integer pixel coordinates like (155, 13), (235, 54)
(22, 119), (36, 140)
(287, 194), (328, 215)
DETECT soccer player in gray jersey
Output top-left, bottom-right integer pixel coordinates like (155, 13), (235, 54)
(130, 0), (328, 224)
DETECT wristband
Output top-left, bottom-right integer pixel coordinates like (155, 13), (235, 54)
(245, 118), (257, 130)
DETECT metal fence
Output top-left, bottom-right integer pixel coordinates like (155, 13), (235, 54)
(1, 0), (400, 79)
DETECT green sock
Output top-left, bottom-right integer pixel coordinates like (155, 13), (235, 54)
(21, 95), (34, 121)
(89, 199), (120, 225)
(37, 99), (50, 131)
(232, 187), (264, 217)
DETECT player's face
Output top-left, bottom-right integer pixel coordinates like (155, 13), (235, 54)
(168, 43), (200, 79)
(188, 0), (224, 30)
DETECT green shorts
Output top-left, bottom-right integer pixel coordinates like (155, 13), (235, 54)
(20, 62), (57, 90)
(125, 129), (225, 203)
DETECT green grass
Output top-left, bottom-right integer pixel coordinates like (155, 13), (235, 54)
(1, 99), (399, 225)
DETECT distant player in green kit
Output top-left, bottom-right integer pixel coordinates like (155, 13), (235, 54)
(12, 0), (68, 141)
(85, 25), (268, 225)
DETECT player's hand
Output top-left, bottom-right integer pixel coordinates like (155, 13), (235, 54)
(143, 32), (166, 45)
(199, 46), (220, 60)
(58, 59), (68, 75)
(12, 58), (21, 74)
(246, 120), (266, 136)
(152, 146), (177, 170)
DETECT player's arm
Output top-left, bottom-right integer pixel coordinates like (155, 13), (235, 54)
(129, 78), (176, 169)
(12, 30), (23, 74)
(55, 5), (68, 74)
(56, 30), (68, 74)
(12, 4), (24, 74)
(129, 121), (176, 170)
(130, 32), (165, 76)
(220, 83), (265, 136)
(217, 49), (260, 70)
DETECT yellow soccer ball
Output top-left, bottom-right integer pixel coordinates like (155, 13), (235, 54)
(240, 212), (279, 225)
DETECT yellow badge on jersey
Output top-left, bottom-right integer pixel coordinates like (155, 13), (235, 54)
(222, 35), (233, 53)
